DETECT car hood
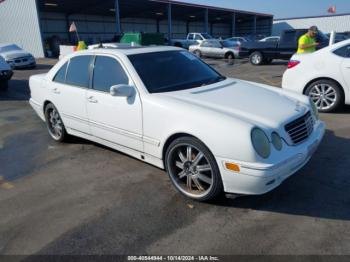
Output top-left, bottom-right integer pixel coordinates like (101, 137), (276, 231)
(0, 50), (32, 60)
(160, 78), (308, 129)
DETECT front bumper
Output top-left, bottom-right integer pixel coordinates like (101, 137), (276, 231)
(7, 58), (36, 69)
(216, 121), (325, 195)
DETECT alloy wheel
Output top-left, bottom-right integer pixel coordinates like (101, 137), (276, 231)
(167, 144), (213, 198)
(47, 107), (64, 140)
(309, 83), (337, 111)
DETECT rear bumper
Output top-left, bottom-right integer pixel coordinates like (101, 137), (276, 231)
(216, 121), (325, 195)
(29, 98), (45, 121)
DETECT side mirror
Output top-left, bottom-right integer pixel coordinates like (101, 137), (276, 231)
(110, 84), (134, 97)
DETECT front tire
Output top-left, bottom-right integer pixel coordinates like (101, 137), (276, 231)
(165, 136), (223, 201)
(249, 51), (264, 65)
(305, 79), (344, 113)
(44, 103), (68, 142)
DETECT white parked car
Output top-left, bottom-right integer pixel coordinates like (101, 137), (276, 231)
(29, 46), (325, 201)
(283, 39), (350, 112)
(0, 43), (36, 69)
(189, 40), (239, 59)
(88, 42), (141, 50)
(259, 36), (280, 42)
(0, 56), (13, 91)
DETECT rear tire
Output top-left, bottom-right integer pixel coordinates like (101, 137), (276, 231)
(225, 52), (235, 60)
(194, 50), (202, 58)
(165, 136), (223, 202)
(305, 79), (344, 113)
(249, 51), (264, 65)
(44, 103), (68, 142)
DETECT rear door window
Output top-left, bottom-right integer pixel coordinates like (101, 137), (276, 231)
(333, 45), (350, 58)
(92, 56), (129, 92)
(53, 62), (68, 83)
(65, 55), (93, 88)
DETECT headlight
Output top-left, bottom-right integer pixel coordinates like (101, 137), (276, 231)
(271, 132), (283, 151)
(251, 128), (271, 159)
(309, 97), (319, 120)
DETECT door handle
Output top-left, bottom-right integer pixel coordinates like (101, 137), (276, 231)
(87, 96), (98, 103)
(53, 88), (60, 94)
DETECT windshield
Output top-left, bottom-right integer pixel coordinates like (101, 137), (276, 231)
(128, 51), (226, 93)
(0, 44), (22, 53)
(201, 33), (213, 39)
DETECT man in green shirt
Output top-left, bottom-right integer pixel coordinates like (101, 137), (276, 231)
(297, 26), (320, 54)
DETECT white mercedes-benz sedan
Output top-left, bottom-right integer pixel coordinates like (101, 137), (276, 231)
(282, 39), (350, 112)
(29, 46), (325, 201)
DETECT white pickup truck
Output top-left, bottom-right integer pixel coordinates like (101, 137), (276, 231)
(171, 33), (214, 49)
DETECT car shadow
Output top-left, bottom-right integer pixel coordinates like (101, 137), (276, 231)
(213, 129), (350, 221)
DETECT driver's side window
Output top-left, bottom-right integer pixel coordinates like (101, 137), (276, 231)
(92, 56), (129, 93)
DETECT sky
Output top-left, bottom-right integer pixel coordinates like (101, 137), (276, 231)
(176, 0), (350, 19)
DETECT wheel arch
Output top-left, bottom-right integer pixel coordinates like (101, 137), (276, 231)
(224, 51), (234, 59)
(43, 100), (53, 113)
(303, 77), (345, 99)
(162, 132), (215, 167)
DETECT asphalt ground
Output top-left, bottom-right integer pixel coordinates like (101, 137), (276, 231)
(0, 57), (350, 258)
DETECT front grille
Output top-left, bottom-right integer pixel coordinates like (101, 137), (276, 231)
(285, 111), (315, 145)
(13, 56), (31, 63)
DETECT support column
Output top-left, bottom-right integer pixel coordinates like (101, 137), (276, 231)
(253, 15), (257, 39)
(65, 14), (72, 44)
(156, 19), (160, 33)
(186, 21), (189, 35)
(231, 13), (236, 37)
(115, 0), (121, 35)
(167, 3), (172, 41)
(204, 8), (209, 33)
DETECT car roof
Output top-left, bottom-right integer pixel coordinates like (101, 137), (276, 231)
(325, 39), (350, 51)
(0, 43), (17, 48)
(69, 45), (183, 57)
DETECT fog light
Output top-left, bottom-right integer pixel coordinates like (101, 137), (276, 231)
(225, 162), (240, 172)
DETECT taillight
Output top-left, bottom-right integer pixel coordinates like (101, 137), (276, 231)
(287, 60), (300, 69)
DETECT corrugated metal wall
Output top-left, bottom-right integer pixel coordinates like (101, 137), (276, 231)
(273, 14), (350, 35)
(40, 12), (271, 44)
(0, 0), (44, 57)
(40, 12), (234, 43)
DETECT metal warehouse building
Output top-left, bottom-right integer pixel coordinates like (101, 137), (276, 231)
(0, 0), (273, 58)
(273, 13), (350, 35)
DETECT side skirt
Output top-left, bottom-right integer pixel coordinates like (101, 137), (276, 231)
(66, 128), (165, 170)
